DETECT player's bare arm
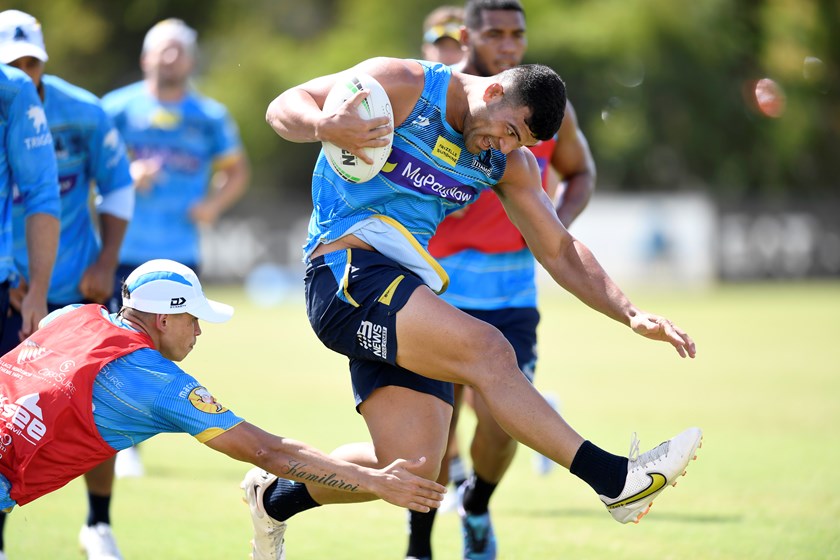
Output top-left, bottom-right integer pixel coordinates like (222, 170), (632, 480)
(496, 149), (696, 358)
(205, 422), (446, 512)
(550, 101), (596, 226)
(81, 213), (128, 303)
(190, 152), (250, 225)
(266, 57), (421, 163)
(20, 212), (59, 339)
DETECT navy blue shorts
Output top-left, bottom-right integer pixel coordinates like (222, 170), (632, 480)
(460, 307), (540, 382)
(305, 249), (454, 409)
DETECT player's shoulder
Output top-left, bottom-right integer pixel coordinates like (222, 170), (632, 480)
(43, 75), (99, 104)
(43, 75), (108, 121)
(100, 81), (146, 111)
(0, 63), (29, 86)
(180, 88), (228, 117)
(0, 64), (37, 102)
(499, 147), (540, 187)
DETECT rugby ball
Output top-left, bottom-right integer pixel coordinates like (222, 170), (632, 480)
(321, 73), (394, 183)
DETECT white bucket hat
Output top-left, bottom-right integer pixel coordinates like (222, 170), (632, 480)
(0, 10), (49, 64)
(123, 259), (233, 323)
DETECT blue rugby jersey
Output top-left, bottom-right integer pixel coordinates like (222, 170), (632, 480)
(102, 83), (243, 265)
(437, 247), (538, 310)
(11, 75), (132, 304)
(43, 305), (244, 449)
(304, 61), (507, 294)
(0, 65), (60, 283)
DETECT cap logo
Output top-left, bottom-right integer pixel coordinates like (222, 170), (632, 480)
(14, 26), (27, 41)
(170, 297), (187, 308)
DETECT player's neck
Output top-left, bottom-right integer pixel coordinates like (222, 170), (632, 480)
(146, 78), (188, 102)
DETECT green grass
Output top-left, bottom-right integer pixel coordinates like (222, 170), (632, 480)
(7, 281), (840, 559)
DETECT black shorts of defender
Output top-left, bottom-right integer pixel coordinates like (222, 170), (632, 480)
(305, 249), (454, 410)
(460, 307), (540, 382)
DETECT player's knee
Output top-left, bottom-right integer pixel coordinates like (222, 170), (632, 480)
(459, 326), (519, 384)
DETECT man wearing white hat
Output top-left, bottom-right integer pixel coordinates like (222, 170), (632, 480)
(0, 9), (135, 559)
(0, 259), (445, 558)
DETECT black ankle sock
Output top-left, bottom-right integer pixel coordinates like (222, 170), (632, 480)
(569, 440), (629, 498)
(461, 473), (497, 515)
(405, 508), (437, 559)
(263, 478), (320, 522)
(86, 493), (112, 526)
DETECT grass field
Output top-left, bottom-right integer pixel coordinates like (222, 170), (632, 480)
(7, 281), (840, 559)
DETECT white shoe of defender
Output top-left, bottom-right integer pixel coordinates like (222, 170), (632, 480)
(600, 427), (703, 524)
(241, 467), (287, 560)
(79, 523), (123, 560)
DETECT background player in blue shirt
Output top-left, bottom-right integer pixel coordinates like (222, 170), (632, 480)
(412, 3), (598, 558)
(102, 18), (249, 279)
(0, 9), (134, 559)
(0, 56), (59, 351)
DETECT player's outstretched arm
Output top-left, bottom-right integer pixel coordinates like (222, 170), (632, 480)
(497, 150), (696, 359)
(204, 422), (445, 512)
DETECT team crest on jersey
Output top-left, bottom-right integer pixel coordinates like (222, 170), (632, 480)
(187, 386), (228, 414)
(433, 136), (461, 167)
(16, 340), (52, 365)
(471, 149), (493, 177)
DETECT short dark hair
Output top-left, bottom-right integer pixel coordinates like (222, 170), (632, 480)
(502, 64), (566, 141)
(464, 0), (525, 30)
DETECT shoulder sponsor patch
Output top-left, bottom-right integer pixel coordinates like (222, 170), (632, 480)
(433, 136), (461, 167)
(187, 386), (228, 414)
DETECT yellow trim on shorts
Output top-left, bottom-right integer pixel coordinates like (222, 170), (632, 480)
(342, 249), (361, 307)
(378, 275), (405, 305)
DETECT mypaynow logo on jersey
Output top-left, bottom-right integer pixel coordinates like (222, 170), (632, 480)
(381, 149), (479, 203)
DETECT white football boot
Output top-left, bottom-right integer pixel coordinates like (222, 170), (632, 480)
(78, 523), (123, 560)
(600, 427), (703, 524)
(241, 467), (287, 560)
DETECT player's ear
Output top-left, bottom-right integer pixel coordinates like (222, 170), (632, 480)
(483, 82), (505, 103)
(156, 313), (168, 330)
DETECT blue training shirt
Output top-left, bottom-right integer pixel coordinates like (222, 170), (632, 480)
(0, 64), (60, 284)
(101, 83), (243, 265)
(11, 75), (132, 304)
(437, 248), (538, 310)
(304, 61), (507, 295)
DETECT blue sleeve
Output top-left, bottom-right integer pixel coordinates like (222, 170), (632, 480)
(87, 104), (132, 196)
(211, 107), (243, 162)
(8, 79), (60, 219)
(152, 373), (244, 442)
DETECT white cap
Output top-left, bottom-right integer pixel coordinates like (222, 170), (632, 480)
(123, 260), (233, 323)
(0, 10), (48, 64)
(142, 18), (197, 54)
